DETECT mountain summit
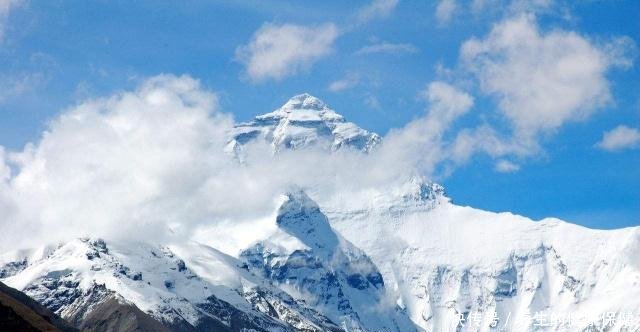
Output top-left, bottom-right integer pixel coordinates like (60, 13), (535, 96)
(227, 94), (381, 153)
(276, 93), (329, 111)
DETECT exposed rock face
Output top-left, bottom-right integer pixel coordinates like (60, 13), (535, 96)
(0, 281), (77, 332)
(0, 238), (344, 332)
(240, 191), (416, 332)
(59, 284), (170, 332)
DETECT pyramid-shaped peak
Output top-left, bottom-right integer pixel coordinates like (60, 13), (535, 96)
(233, 94), (381, 153)
(276, 189), (338, 251)
(255, 93), (342, 122)
(281, 93), (328, 111)
(278, 190), (321, 219)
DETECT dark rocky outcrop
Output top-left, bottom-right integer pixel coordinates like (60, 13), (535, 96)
(0, 281), (77, 332)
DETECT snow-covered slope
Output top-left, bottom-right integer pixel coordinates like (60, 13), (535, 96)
(1, 94), (639, 332)
(0, 238), (342, 331)
(222, 94), (640, 331)
(227, 93), (381, 154)
(240, 191), (416, 332)
(324, 198), (640, 332)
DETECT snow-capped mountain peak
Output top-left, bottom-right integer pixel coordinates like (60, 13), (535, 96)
(255, 93), (343, 124)
(227, 94), (381, 153)
(241, 189), (417, 332)
(270, 93), (331, 113)
(276, 190), (338, 251)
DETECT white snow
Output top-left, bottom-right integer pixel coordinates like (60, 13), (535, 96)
(228, 93), (381, 154)
(325, 200), (640, 331)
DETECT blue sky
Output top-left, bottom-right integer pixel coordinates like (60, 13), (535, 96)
(0, 0), (638, 229)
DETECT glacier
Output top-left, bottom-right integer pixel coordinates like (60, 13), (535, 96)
(1, 94), (639, 332)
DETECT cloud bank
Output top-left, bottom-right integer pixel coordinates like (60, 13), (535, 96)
(1, 75), (235, 249)
(0, 75), (474, 251)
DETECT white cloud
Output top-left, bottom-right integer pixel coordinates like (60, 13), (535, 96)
(596, 125), (640, 151)
(236, 23), (339, 82)
(603, 36), (637, 69)
(508, 0), (554, 14)
(0, 0), (22, 41)
(1, 75), (235, 248)
(0, 53), (56, 103)
(0, 72), (44, 102)
(435, 0), (458, 25)
(2, 70), (634, 251)
(470, 0), (555, 16)
(421, 81), (475, 128)
(382, 81), (474, 176)
(375, 15), (633, 174)
(0, 75), (475, 250)
(364, 94), (381, 110)
(495, 159), (520, 173)
(328, 73), (359, 92)
(356, 0), (399, 23)
(355, 42), (418, 55)
(470, 0), (491, 13)
(448, 124), (530, 167)
(461, 14), (632, 152)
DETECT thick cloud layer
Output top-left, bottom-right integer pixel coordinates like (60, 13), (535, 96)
(0, 75), (469, 250)
(0, 43), (630, 250)
(1, 75), (236, 248)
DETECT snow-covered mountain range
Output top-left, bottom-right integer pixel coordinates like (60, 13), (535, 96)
(1, 94), (639, 332)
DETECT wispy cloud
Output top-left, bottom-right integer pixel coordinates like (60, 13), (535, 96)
(435, 0), (458, 25)
(364, 94), (381, 110)
(596, 125), (640, 151)
(0, 52), (56, 103)
(382, 81), (474, 176)
(236, 23), (339, 82)
(355, 0), (399, 24)
(328, 73), (360, 92)
(0, 72), (44, 102)
(495, 160), (520, 173)
(470, 0), (556, 16)
(355, 42), (418, 55)
(0, 0), (22, 41)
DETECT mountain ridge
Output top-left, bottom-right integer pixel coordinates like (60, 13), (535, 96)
(0, 281), (77, 332)
(1, 94), (638, 332)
